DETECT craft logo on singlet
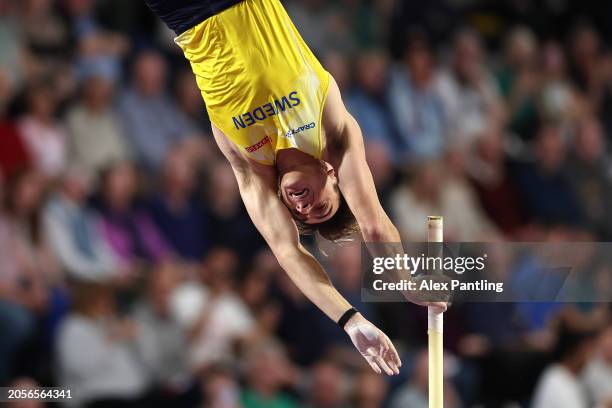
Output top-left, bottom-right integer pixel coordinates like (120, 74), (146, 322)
(245, 136), (272, 153)
(285, 122), (316, 138)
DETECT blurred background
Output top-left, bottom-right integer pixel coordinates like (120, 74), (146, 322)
(0, 0), (611, 407)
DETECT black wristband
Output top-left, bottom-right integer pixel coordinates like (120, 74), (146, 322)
(338, 307), (359, 329)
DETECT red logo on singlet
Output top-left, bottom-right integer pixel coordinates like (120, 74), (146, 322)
(245, 136), (271, 153)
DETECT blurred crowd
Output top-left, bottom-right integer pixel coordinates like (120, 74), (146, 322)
(1, 0), (612, 407)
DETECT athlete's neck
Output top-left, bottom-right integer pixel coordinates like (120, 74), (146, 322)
(275, 148), (320, 173)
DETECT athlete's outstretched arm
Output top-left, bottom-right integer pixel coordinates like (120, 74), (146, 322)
(323, 78), (400, 244)
(211, 126), (401, 375)
(323, 78), (447, 313)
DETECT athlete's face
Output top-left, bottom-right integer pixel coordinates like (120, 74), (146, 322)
(279, 162), (341, 224)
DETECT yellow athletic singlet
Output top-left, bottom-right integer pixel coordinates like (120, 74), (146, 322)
(175, 0), (330, 165)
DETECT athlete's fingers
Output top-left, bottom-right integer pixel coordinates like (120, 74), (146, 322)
(383, 349), (399, 375)
(384, 335), (402, 368)
(385, 355), (399, 375)
(378, 337), (399, 374)
(365, 357), (382, 374)
(383, 346), (400, 374)
(374, 355), (395, 376)
(365, 346), (390, 375)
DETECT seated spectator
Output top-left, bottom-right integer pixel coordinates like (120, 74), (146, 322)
(62, 0), (129, 65)
(19, 0), (70, 67)
(304, 360), (348, 408)
(580, 51), (612, 140)
(0, 4), (26, 90)
(170, 247), (254, 370)
(329, 244), (379, 325)
(345, 50), (397, 158)
(94, 161), (171, 267)
(204, 161), (265, 263)
(349, 369), (388, 408)
(55, 282), (150, 407)
(238, 252), (283, 345)
(467, 126), (527, 236)
(532, 324), (598, 408)
(3, 168), (67, 380)
(565, 116), (612, 239)
(583, 324), (612, 407)
(131, 262), (194, 403)
(0, 171), (38, 384)
(43, 166), (119, 282)
(496, 26), (540, 141)
(241, 340), (298, 408)
(200, 364), (242, 408)
(512, 124), (584, 226)
(568, 23), (603, 110)
(441, 149), (500, 240)
(174, 69), (209, 131)
(119, 50), (198, 171)
(240, 250), (277, 313)
(390, 155), (498, 242)
(537, 40), (583, 125)
(322, 51), (351, 92)
(345, 0), (393, 49)
(4, 168), (60, 285)
(149, 148), (209, 261)
(0, 69), (30, 179)
(511, 298), (563, 353)
(389, 350), (428, 408)
(66, 61), (130, 175)
(18, 83), (67, 179)
(387, 32), (447, 161)
(285, 0), (352, 55)
(435, 28), (505, 149)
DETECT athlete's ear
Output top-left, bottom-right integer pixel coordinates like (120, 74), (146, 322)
(322, 161), (336, 179)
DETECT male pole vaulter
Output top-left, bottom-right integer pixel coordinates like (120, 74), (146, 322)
(144, 0), (446, 375)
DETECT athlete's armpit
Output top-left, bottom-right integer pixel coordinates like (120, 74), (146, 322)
(211, 124), (249, 173)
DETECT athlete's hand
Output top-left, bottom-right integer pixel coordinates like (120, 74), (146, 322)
(408, 300), (448, 314)
(401, 274), (450, 314)
(344, 313), (401, 375)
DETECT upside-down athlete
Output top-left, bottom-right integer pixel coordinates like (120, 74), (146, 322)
(144, 0), (446, 375)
